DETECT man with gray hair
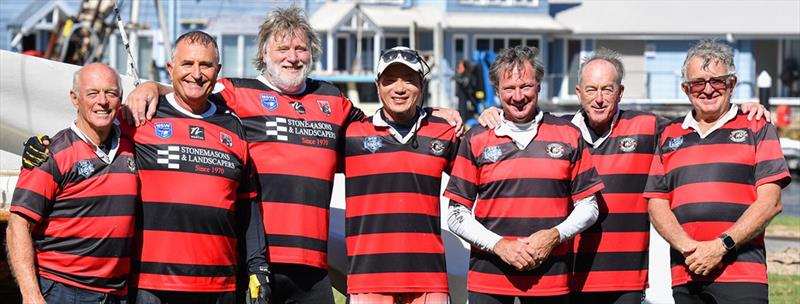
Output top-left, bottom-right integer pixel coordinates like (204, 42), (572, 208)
(445, 45), (603, 303)
(645, 39), (791, 303)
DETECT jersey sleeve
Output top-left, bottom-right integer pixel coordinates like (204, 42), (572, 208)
(443, 130), (460, 175)
(643, 138), (670, 200)
(569, 137), (604, 201)
(752, 121), (791, 188)
(342, 93), (366, 127)
(10, 157), (61, 223)
(214, 78), (239, 111)
(444, 135), (479, 209)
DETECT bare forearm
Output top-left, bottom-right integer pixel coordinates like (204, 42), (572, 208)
(649, 198), (695, 252)
(154, 81), (173, 95)
(6, 215), (42, 300)
(725, 183), (782, 246)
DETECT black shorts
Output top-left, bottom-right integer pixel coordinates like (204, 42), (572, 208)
(672, 281), (768, 304)
(269, 263), (334, 304)
(130, 288), (235, 304)
(571, 290), (644, 304)
(468, 291), (570, 304)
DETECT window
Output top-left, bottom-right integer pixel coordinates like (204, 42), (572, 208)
(452, 35), (468, 67)
(459, 0), (538, 7)
(111, 32), (155, 80)
(566, 39), (582, 94)
(219, 34), (259, 78)
(384, 35), (410, 50)
(336, 36), (349, 71)
(359, 37), (374, 72)
(474, 36), (541, 53)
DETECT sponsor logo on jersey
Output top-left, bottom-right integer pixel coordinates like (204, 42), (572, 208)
(155, 122), (173, 139)
(127, 158), (136, 172)
(363, 136), (383, 153)
(220, 132), (233, 147)
(668, 136), (684, 151)
(430, 140), (446, 156)
(546, 143), (565, 158)
(729, 129), (748, 143)
(261, 94), (278, 111)
(484, 145), (502, 163)
(290, 101), (305, 114)
(317, 100), (331, 116)
(76, 160), (94, 178)
(189, 126), (205, 140)
(619, 137), (638, 153)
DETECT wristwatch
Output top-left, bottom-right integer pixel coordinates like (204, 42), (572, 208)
(719, 233), (736, 251)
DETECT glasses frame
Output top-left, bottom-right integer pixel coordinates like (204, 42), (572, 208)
(683, 74), (737, 93)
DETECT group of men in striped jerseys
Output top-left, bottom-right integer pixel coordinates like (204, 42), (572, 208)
(8, 4), (792, 304)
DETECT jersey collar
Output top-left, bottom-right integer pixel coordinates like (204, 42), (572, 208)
(371, 107), (427, 144)
(257, 75), (307, 95)
(165, 93), (217, 119)
(495, 109), (543, 150)
(571, 107), (620, 148)
(681, 103), (738, 139)
(70, 121), (121, 164)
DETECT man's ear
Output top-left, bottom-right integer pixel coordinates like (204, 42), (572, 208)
(70, 90), (80, 109)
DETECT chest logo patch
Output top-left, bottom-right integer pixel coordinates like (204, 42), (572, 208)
(189, 125), (205, 140)
(546, 143), (565, 158)
(668, 136), (684, 150)
(127, 158), (136, 172)
(290, 101), (306, 114)
(317, 100), (332, 116)
(363, 136), (383, 153)
(619, 137), (638, 153)
(729, 130), (748, 143)
(484, 146), (502, 163)
(77, 160), (94, 178)
(220, 132), (234, 147)
(430, 140), (446, 156)
(261, 94), (278, 111)
(155, 122), (173, 139)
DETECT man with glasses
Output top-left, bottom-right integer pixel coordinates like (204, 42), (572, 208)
(644, 39), (791, 304)
(343, 46), (456, 304)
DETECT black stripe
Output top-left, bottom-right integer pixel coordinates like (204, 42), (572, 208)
(347, 253), (446, 274)
(474, 141), (577, 166)
(48, 129), (81, 155)
(584, 212), (649, 233)
(48, 195), (137, 218)
(470, 251), (570, 276)
(154, 96), (247, 138)
(481, 178), (571, 199)
(347, 213), (440, 236)
(478, 217), (564, 237)
(599, 174), (649, 194)
(573, 168), (602, 196)
(240, 116), (340, 151)
(141, 202), (235, 237)
(445, 175), (478, 204)
(258, 174), (332, 209)
(41, 267), (127, 290)
(589, 135), (656, 155)
(36, 236), (131, 258)
(669, 163), (755, 189)
(670, 244), (765, 266)
(136, 261), (236, 277)
(660, 127), (755, 154)
(135, 143), (244, 181)
(266, 234), (327, 252)
(673, 202), (748, 224)
(345, 173), (441, 197)
(10, 188), (51, 220)
(754, 158), (791, 187)
(345, 133), (455, 159)
(754, 121), (779, 141)
(574, 251), (648, 272)
(644, 173), (668, 195)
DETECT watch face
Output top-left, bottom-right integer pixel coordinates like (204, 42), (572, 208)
(721, 234), (736, 250)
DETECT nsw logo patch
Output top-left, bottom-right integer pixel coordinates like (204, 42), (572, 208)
(155, 122), (173, 139)
(261, 94), (278, 111)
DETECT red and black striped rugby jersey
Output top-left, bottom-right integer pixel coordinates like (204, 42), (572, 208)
(643, 109), (791, 286)
(214, 77), (362, 269)
(567, 110), (669, 292)
(343, 112), (457, 294)
(444, 113), (604, 296)
(11, 126), (138, 294)
(122, 95), (253, 292)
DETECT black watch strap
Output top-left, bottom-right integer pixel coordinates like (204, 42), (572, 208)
(719, 233), (736, 251)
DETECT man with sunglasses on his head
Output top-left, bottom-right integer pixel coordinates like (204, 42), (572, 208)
(342, 46), (457, 304)
(644, 39), (791, 304)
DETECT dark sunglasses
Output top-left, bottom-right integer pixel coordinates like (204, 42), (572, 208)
(380, 49), (420, 64)
(685, 74), (735, 93)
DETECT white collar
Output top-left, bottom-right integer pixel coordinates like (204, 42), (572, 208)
(681, 104), (738, 139)
(165, 93), (217, 119)
(257, 75), (307, 95)
(495, 109), (544, 150)
(371, 107), (427, 144)
(69, 121), (121, 164)
(571, 108), (620, 148)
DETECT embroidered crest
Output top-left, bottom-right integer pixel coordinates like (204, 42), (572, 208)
(668, 136), (684, 150)
(189, 125), (205, 140)
(483, 146), (502, 163)
(619, 137), (638, 153)
(430, 140), (446, 156)
(77, 160), (94, 178)
(261, 94), (278, 111)
(363, 136), (383, 153)
(127, 158), (137, 172)
(290, 101), (306, 114)
(220, 132), (233, 147)
(729, 130), (748, 143)
(155, 122), (173, 139)
(546, 143), (565, 158)
(317, 100), (331, 116)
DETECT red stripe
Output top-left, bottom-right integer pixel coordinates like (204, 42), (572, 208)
(665, 144), (755, 170)
(347, 272), (449, 294)
(643, 191), (669, 200)
(443, 191), (474, 209)
(346, 233), (444, 255)
(572, 269), (648, 292)
(139, 230), (236, 265)
(450, 155), (478, 184)
(14, 167), (58, 199)
(679, 222), (767, 246)
(267, 246), (327, 268)
(574, 231), (649, 253)
(60, 173), (138, 200)
(467, 271), (569, 296)
(670, 262), (767, 286)
(754, 139), (784, 163)
(10, 206), (43, 223)
(36, 250), (129, 278)
(249, 141), (337, 181)
(346, 193), (440, 217)
(600, 193), (648, 213)
(133, 118), (248, 151)
(345, 151), (448, 177)
(537, 123), (579, 146)
(262, 202), (328, 238)
(139, 170), (237, 210)
(40, 216), (135, 239)
(615, 115), (656, 136)
(468, 131), (509, 158)
(592, 153), (653, 175)
(473, 197), (570, 218)
(672, 182), (755, 208)
(134, 273), (235, 292)
(51, 140), (92, 174)
(481, 158), (572, 183)
(572, 182), (604, 201)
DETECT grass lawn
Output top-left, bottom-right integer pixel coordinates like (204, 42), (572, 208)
(770, 274), (800, 303)
(767, 214), (800, 236)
